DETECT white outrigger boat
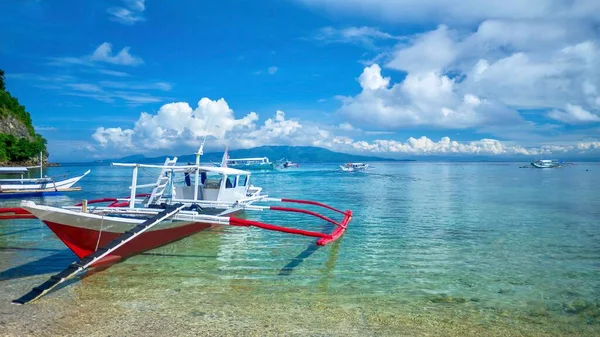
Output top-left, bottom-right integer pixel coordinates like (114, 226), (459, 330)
(531, 159), (562, 168)
(0, 145), (351, 304)
(0, 152), (90, 198)
(340, 162), (369, 172)
(214, 156), (275, 170)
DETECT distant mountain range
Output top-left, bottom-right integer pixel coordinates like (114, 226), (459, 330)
(102, 146), (413, 164)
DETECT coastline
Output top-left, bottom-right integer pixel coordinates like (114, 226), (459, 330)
(0, 161), (60, 167)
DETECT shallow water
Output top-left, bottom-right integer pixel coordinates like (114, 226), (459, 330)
(1, 162), (599, 336)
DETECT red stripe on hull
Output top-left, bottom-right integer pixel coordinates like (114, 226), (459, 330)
(44, 221), (213, 266)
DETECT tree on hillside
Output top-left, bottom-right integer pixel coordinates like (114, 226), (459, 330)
(0, 69), (5, 91)
(0, 68), (48, 163)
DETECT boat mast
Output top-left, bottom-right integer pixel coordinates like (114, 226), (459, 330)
(39, 151), (43, 179)
(193, 117), (211, 201)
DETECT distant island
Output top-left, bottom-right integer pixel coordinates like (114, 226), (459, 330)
(103, 145), (414, 164)
(0, 69), (51, 166)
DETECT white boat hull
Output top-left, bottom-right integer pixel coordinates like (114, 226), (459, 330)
(340, 164), (369, 172)
(0, 170), (90, 191)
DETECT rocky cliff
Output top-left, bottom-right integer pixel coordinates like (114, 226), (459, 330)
(0, 113), (33, 140)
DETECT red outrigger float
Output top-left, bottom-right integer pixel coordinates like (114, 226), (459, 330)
(0, 146), (351, 304)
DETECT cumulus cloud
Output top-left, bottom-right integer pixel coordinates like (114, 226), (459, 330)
(328, 135), (600, 157)
(386, 25), (457, 73)
(92, 127), (135, 148)
(332, 17), (600, 132)
(90, 97), (600, 158)
(107, 0), (146, 25)
(338, 64), (522, 129)
(92, 98), (318, 151)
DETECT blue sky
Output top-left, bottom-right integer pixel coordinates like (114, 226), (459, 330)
(1, 0), (599, 161)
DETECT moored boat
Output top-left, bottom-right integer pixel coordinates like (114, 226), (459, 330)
(0, 145), (352, 304)
(0, 153), (90, 198)
(531, 159), (561, 168)
(214, 157), (274, 170)
(276, 159), (300, 169)
(340, 162), (369, 172)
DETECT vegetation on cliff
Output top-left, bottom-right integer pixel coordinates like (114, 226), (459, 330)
(0, 69), (47, 163)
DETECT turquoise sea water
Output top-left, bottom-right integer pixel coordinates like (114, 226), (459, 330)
(1, 162), (600, 335)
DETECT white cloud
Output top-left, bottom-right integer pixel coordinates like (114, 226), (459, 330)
(124, 0), (145, 11)
(327, 135), (600, 157)
(99, 80), (172, 91)
(314, 26), (399, 47)
(255, 66), (279, 75)
(329, 16), (600, 132)
(35, 126), (57, 132)
(97, 69), (130, 77)
(67, 83), (103, 92)
(92, 127), (135, 148)
(386, 25), (457, 73)
(89, 97), (600, 158)
(296, 0), (600, 24)
(338, 64), (523, 129)
(358, 63), (389, 90)
(548, 104), (600, 124)
(91, 98), (332, 154)
(338, 122), (356, 131)
(90, 42), (144, 66)
(93, 98), (259, 150)
(51, 42), (144, 67)
(107, 0), (146, 25)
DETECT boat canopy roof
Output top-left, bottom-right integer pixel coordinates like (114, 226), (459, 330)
(111, 162), (251, 176)
(0, 167), (29, 174)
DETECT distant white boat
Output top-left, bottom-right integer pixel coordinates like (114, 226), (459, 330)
(276, 158), (300, 169)
(0, 153), (90, 198)
(340, 162), (369, 172)
(531, 159), (561, 168)
(214, 157), (274, 170)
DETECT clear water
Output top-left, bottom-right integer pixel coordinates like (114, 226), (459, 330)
(1, 162), (599, 335)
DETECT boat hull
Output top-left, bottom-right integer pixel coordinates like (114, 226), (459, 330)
(532, 163), (560, 168)
(24, 205), (224, 266)
(228, 163), (274, 170)
(44, 220), (213, 265)
(0, 170), (90, 197)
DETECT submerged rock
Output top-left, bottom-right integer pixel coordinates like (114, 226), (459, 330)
(429, 294), (467, 304)
(564, 299), (590, 314)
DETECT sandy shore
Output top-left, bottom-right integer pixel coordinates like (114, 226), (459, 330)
(1, 271), (598, 337)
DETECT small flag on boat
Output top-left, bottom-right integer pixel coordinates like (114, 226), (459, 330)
(221, 146), (228, 168)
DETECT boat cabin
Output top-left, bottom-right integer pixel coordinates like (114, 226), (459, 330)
(113, 158), (260, 208)
(0, 167), (31, 181)
(0, 167), (48, 184)
(173, 166), (252, 202)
